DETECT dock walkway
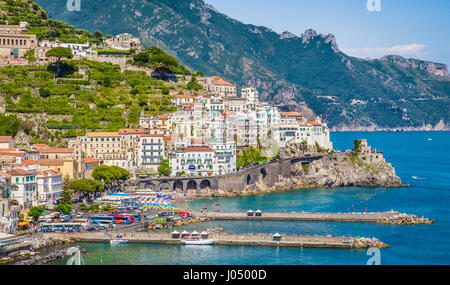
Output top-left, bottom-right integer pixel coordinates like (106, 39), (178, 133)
(193, 211), (433, 225)
(42, 232), (387, 249)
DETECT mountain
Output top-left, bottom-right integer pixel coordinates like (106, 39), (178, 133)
(35, 0), (450, 130)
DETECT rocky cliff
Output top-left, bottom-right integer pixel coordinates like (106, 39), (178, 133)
(227, 151), (405, 198)
(288, 152), (403, 188)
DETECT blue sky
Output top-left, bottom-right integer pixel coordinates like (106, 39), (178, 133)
(205, 0), (450, 66)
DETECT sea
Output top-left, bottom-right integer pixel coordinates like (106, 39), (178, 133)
(48, 132), (450, 265)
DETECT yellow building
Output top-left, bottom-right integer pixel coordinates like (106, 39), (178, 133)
(80, 132), (127, 168)
(39, 159), (77, 180)
(0, 25), (37, 58)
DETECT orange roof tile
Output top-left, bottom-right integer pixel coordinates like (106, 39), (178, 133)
(213, 77), (233, 86)
(0, 148), (16, 152)
(0, 136), (12, 143)
(39, 159), (65, 166)
(22, 160), (40, 165)
(7, 169), (33, 176)
(185, 147), (213, 152)
(0, 152), (24, 157)
(86, 132), (120, 138)
(33, 144), (47, 147)
(118, 129), (146, 135)
(141, 134), (164, 137)
(39, 148), (74, 154)
(84, 157), (99, 164)
(309, 121), (323, 126)
(175, 95), (194, 99)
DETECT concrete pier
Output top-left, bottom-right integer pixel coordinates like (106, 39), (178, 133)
(193, 211), (434, 225)
(42, 232), (388, 249)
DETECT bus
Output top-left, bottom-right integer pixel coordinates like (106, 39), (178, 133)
(90, 215), (115, 225)
(41, 223), (83, 233)
(109, 214), (134, 224)
(178, 212), (192, 219)
(120, 213), (141, 222)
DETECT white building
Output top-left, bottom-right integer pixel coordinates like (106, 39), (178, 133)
(7, 169), (37, 209)
(241, 87), (259, 103)
(273, 120), (332, 150)
(104, 33), (144, 52)
(198, 76), (237, 98)
(169, 146), (216, 177)
(208, 140), (237, 175)
(36, 169), (63, 207)
(138, 134), (165, 173)
(0, 136), (13, 148)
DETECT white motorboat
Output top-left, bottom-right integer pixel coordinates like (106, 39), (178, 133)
(110, 235), (128, 244)
(181, 237), (215, 245)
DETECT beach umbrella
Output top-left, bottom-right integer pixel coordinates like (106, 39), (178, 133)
(191, 231), (199, 235)
(273, 233), (282, 237)
(172, 230), (180, 234)
(200, 231), (208, 235)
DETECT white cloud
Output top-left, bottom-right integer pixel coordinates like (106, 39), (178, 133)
(342, 43), (427, 59)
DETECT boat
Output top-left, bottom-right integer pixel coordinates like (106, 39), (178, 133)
(110, 235), (128, 244)
(181, 237), (215, 245)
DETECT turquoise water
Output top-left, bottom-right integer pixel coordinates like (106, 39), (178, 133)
(50, 132), (450, 265)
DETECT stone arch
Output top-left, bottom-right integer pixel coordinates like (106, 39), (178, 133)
(144, 182), (155, 190)
(159, 180), (169, 190)
(187, 180), (198, 190)
(260, 168), (267, 179)
(246, 174), (251, 185)
(173, 180), (183, 191)
(200, 179), (211, 189)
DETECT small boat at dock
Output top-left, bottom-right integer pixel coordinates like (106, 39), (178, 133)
(181, 238), (215, 245)
(182, 232), (215, 245)
(110, 235), (128, 244)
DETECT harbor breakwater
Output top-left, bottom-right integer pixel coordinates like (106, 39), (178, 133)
(194, 211), (434, 225)
(42, 232), (389, 249)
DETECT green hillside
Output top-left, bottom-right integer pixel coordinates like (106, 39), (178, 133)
(35, 0), (450, 129)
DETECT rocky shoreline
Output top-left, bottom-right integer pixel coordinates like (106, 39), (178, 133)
(353, 237), (389, 249)
(0, 236), (76, 265)
(378, 213), (434, 225)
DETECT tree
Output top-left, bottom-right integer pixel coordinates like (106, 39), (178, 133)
(93, 30), (103, 40)
(158, 159), (171, 177)
(46, 47), (73, 60)
(0, 114), (20, 137)
(55, 203), (72, 215)
(46, 47), (77, 78)
(92, 165), (129, 184)
(28, 206), (44, 223)
(92, 165), (114, 184)
(39, 87), (51, 98)
(72, 179), (104, 199)
(187, 76), (202, 90)
(24, 49), (35, 62)
(133, 52), (150, 65)
(59, 174), (73, 205)
(236, 146), (263, 170)
(47, 60), (78, 78)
